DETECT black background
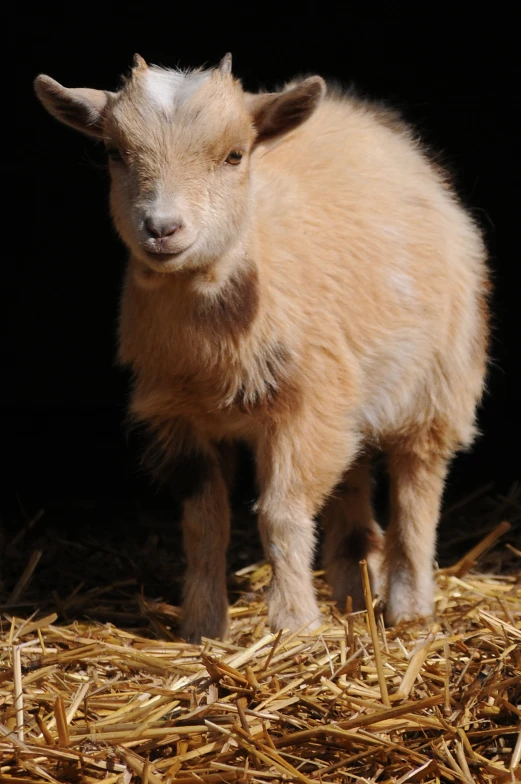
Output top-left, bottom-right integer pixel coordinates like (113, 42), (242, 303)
(9, 6), (520, 529)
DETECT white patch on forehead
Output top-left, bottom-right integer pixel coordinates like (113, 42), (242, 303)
(144, 67), (209, 111)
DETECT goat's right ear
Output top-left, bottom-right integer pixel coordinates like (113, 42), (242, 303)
(34, 75), (113, 137)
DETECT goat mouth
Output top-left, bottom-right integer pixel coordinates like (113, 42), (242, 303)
(144, 246), (191, 260)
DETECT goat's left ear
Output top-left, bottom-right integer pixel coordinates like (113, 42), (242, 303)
(34, 75), (113, 138)
(246, 76), (326, 145)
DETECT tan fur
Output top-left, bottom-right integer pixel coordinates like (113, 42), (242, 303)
(34, 57), (490, 641)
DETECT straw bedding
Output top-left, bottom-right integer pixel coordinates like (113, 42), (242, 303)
(1, 482), (519, 783)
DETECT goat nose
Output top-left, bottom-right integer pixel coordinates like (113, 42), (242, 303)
(144, 217), (181, 238)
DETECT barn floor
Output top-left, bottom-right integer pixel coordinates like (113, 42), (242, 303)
(1, 481), (520, 783)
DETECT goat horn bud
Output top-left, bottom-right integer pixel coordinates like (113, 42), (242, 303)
(132, 53), (148, 71)
(219, 53), (232, 74)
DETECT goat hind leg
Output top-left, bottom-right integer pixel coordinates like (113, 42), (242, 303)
(384, 430), (452, 625)
(322, 460), (384, 612)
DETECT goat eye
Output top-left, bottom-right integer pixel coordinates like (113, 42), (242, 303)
(225, 150), (243, 166)
(107, 148), (125, 164)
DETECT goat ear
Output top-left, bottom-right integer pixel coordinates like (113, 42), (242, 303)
(246, 76), (326, 145)
(34, 75), (112, 138)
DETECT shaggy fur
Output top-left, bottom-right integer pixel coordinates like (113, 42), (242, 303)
(35, 54), (490, 642)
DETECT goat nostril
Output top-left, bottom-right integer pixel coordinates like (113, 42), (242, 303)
(145, 218), (181, 239)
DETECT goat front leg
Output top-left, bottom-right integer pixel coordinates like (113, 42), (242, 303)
(169, 446), (231, 643)
(258, 496), (320, 633)
(256, 412), (358, 633)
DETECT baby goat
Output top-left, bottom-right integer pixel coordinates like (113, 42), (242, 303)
(35, 53), (490, 642)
